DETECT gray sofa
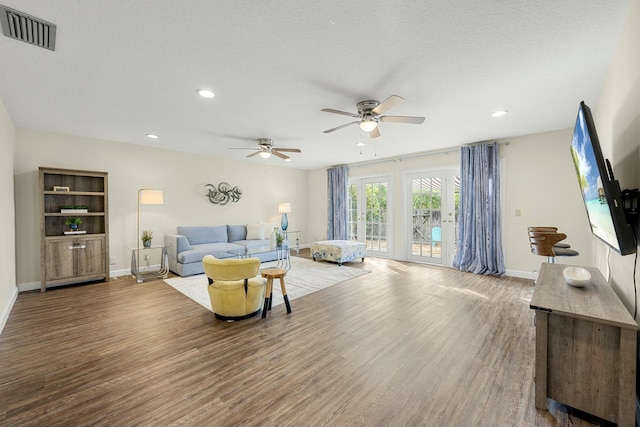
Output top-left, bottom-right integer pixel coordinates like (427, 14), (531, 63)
(165, 225), (279, 276)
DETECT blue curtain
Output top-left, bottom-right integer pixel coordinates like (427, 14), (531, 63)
(452, 142), (505, 275)
(327, 165), (349, 240)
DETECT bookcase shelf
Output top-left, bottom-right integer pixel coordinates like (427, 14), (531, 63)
(39, 167), (110, 292)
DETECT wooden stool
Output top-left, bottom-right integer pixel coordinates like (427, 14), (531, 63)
(261, 268), (291, 317)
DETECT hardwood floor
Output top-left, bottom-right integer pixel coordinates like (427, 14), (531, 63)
(0, 252), (615, 426)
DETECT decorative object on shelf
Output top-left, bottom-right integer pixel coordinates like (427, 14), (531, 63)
(53, 186), (69, 192)
(60, 205), (88, 213)
(204, 182), (242, 205)
(137, 189), (164, 271)
(64, 217), (82, 231)
(278, 202), (291, 231)
(275, 230), (284, 247)
(141, 230), (153, 248)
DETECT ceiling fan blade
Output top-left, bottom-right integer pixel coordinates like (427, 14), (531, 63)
(372, 95), (404, 115)
(246, 151), (261, 158)
(274, 148), (301, 153)
(323, 121), (359, 133)
(321, 108), (360, 118)
(272, 151), (289, 160)
(369, 127), (381, 138)
(380, 115), (425, 124)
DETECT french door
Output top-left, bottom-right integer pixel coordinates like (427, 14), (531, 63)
(348, 176), (391, 257)
(406, 170), (459, 265)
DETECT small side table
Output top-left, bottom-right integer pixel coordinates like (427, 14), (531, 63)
(284, 230), (300, 254)
(261, 268), (292, 317)
(130, 245), (169, 283)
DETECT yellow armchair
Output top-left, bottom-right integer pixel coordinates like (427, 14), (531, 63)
(202, 255), (267, 320)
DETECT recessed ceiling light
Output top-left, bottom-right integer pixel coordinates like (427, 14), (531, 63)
(146, 133), (159, 139)
(491, 110), (508, 118)
(198, 89), (215, 98)
(284, 158), (291, 162)
(356, 142), (366, 147)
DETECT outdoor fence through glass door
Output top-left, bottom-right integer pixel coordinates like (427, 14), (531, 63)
(407, 172), (460, 265)
(349, 178), (390, 256)
(411, 177), (442, 259)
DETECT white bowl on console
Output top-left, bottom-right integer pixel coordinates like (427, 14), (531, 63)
(563, 267), (591, 287)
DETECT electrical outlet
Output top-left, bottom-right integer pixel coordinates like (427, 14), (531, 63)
(144, 254), (150, 261)
(110, 256), (116, 265)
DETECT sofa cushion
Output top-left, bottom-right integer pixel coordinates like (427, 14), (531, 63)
(177, 243), (244, 264)
(227, 224), (247, 242)
(178, 225), (228, 245)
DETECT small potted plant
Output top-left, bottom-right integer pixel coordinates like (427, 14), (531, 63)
(275, 230), (284, 247)
(141, 230), (153, 247)
(64, 217), (82, 231)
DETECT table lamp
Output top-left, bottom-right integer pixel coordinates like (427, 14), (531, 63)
(278, 202), (291, 231)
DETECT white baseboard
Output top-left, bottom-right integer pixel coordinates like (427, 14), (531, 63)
(0, 284), (18, 335)
(504, 269), (537, 280)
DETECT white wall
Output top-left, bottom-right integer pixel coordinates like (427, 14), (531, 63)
(14, 129), (308, 287)
(498, 131), (592, 274)
(0, 97), (17, 331)
(592, 0), (640, 317)
(307, 129), (593, 277)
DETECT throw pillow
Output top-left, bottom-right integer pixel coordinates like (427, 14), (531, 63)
(246, 223), (266, 240)
(260, 222), (278, 234)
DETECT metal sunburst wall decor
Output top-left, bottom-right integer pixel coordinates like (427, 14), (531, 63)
(204, 182), (242, 205)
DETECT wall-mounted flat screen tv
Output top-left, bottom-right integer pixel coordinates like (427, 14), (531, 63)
(570, 101), (636, 255)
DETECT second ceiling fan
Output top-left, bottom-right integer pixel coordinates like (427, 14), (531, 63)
(322, 95), (425, 138)
(228, 138), (301, 160)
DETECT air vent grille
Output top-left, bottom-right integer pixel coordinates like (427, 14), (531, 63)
(0, 4), (56, 51)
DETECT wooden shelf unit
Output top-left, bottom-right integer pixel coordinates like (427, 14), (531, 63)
(39, 167), (110, 292)
(530, 263), (637, 426)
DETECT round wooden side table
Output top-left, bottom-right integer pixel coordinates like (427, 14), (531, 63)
(261, 268), (292, 317)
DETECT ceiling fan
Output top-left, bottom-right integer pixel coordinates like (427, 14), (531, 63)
(321, 95), (425, 138)
(227, 138), (301, 160)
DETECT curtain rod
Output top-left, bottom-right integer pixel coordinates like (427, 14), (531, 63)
(343, 141), (508, 169)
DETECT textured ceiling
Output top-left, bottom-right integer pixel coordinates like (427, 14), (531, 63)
(0, 0), (631, 170)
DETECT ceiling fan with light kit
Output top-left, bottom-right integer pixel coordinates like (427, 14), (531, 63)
(227, 138), (301, 160)
(322, 95), (425, 138)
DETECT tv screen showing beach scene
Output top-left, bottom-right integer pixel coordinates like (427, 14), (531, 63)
(570, 104), (619, 251)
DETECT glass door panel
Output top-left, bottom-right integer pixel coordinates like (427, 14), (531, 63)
(365, 181), (388, 252)
(407, 171), (459, 265)
(349, 176), (390, 257)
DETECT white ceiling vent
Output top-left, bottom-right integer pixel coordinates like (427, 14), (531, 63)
(0, 4), (56, 51)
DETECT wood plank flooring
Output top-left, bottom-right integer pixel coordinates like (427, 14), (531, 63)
(0, 252), (615, 426)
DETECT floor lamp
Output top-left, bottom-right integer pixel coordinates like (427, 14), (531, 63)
(137, 189), (164, 272)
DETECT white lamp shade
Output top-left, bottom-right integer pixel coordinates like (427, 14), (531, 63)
(278, 202), (291, 213)
(359, 119), (378, 132)
(139, 189), (164, 205)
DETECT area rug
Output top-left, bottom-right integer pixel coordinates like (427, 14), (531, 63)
(163, 256), (370, 312)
